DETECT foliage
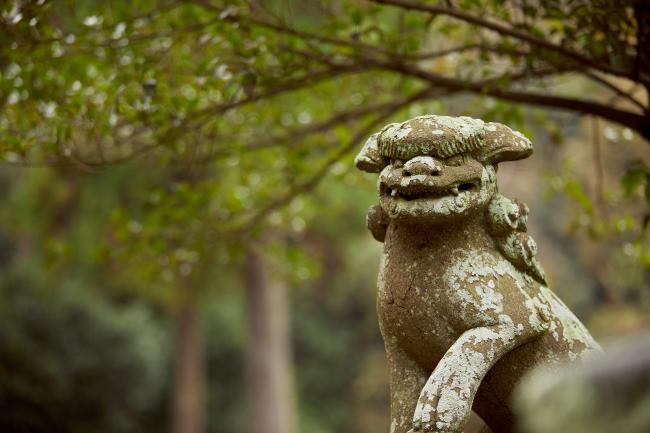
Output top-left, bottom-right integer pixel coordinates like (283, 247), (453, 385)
(0, 268), (169, 433)
(622, 160), (650, 210)
(2, 0), (648, 235)
(2, 0), (648, 282)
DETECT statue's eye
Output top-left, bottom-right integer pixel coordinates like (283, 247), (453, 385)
(391, 159), (404, 168)
(445, 154), (466, 166)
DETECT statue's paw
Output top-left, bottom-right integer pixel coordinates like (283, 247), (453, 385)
(412, 384), (470, 433)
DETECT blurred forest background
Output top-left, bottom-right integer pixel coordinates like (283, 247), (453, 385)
(1, 1), (649, 433)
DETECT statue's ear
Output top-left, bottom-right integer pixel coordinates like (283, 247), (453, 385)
(481, 123), (533, 164)
(367, 204), (388, 242)
(354, 132), (386, 173)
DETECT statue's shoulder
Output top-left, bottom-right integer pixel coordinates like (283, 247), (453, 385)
(443, 248), (539, 300)
(440, 249), (547, 330)
(436, 250), (515, 327)
(443, 249), (514, 287)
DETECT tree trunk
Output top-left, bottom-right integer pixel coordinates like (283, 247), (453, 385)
(172, 296), (206, 433)
(243, 249), (297, 433)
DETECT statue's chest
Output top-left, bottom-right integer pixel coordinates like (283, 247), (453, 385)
(378, 249), (448, 306)
(377, 251), (459, 363)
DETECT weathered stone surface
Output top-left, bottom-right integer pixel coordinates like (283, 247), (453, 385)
(354, 115), (601, 433)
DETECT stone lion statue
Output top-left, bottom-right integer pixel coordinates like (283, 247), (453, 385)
(354, 115), (600, 433)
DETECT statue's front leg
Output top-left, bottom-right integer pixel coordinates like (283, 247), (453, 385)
(412, 323), (539, 433)
(386, 342), (428, 433)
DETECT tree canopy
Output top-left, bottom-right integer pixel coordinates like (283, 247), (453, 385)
(2, 1), (648, 238)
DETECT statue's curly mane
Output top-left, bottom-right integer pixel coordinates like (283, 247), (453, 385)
(486, 193), (547, 285)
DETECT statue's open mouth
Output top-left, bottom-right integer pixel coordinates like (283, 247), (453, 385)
(381, 181), (478, 201)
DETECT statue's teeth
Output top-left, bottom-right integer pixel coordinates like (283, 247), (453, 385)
(391, 189), (398, 197)
(450, 186), (459, 196)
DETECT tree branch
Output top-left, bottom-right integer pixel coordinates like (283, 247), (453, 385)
(200, 97), (420, 162)
(163, 62), (373, 140)
(583, 71), (646, 112)
(371, 0), (632, 78)
(373, 59), (649, 138)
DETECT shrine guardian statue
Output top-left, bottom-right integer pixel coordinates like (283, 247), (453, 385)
(355, 115), (600, 433)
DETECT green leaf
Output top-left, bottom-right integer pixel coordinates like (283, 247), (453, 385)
(621, 161), (649, 197)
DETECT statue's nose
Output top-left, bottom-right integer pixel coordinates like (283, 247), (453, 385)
(403, 156), (442, 176)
